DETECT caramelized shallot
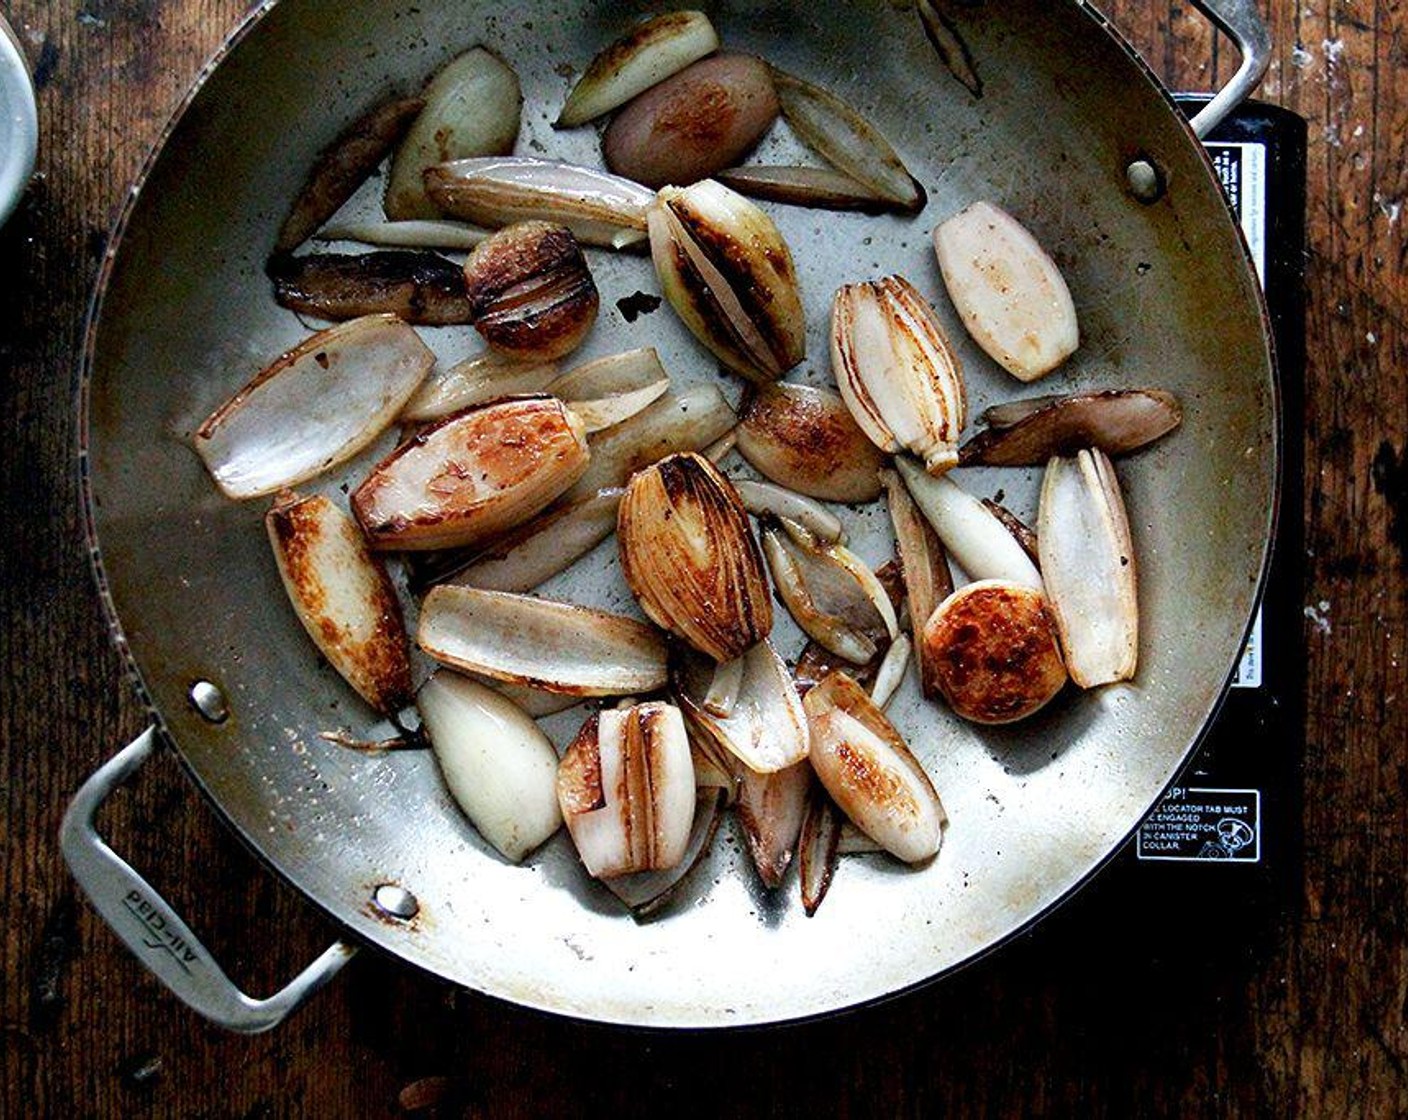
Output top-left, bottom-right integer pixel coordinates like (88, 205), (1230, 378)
(959, 389), (1183, 466)
(268, 250), (473, 325)
(266, 491), (413, 715)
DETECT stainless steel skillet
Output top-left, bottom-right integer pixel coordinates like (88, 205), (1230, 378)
(63, 0), (1277, 1030)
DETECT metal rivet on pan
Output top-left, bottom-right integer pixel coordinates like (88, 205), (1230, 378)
(1126, 158), (1165, 204)
(372, 884), (419, 920)
(189, 680), (229, 723)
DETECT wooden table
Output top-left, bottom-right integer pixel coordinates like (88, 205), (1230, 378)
(2, 1), (1403, 1114)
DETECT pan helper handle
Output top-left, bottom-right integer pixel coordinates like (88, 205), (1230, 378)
(60, 728), (358, 1034)
(1184, 0), (1273, 138)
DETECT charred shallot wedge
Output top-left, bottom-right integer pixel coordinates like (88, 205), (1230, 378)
(760, 519), (898, 666)
(265, 491), (413, 715)
(462, 221), (599, 361)
(648, 179), (805, 383)
(418, 586), (668, 697)
(195, 314), (433, 500)
(672, 640), (809, 774)
(560, 384), (736, 504)
(556, 10), (720, 128)
(604, 54), (780, 189)
(418, 671), (562, 862)
(618, 452), (772, 663)
(916, 0), (984, 98)
(352, 395), (588, 551)
(424, 157), (656, 249)
(922, 580), (1068, 724)
(880, 468), (954, 698)
(557, 702), (697, 879)
(400, 351), (561, 424)
(275, 94), (425, 253)
(803, 672), (947, 864)
(831, 275), (967, 474)
(769, 66), (925, 214)
(895, 458), (1042, 590)
(1038, 449), (1139, 688)
(798, 779), (843, 916)
(736, 382), (886, 503)
(959, 389), (1183, 466)
(446, 487), (623, 593)
(268, 250), (473, 325)
(385, 46), (521, 220)
(933, 201), (1079, 381)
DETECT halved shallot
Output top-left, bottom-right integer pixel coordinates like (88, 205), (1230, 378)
(831, 275), (967, 474)
(195, 314), (433, 500)
(418, 671), (562, 862)
(933, 201), (1078, 381)
(769, 67), (925, 214)
(557, 702), (697, 879)
(895, 458), (1042, 590)
(715, 165), (893, 212)
(462, 221), (599, 362)
(352, 396), (589, 551)
(736, 382), (886, 503)
(922, 580), (1068, 724)
(959, 389), (1183, 466)
(400, 351), (561, 423)
(803, 672), (947, 864)
(880, 467), (954, 698)
(732, 480), (844, 545)
(672, 640), (809, 774)
(1038, 449), (1139, 688)
(556, 10), (720, 127)
(604, 54), (780, 189)
(648, 179), (805, 383)
(268, 251), (473, 326)
(385, 46), (522, 220)
(265, 491), (413, 715)
(548, 347), (671, 433)
(618, 452), (772, 663)
(315, 219), (489, 252)
(602, 790), (727, 917)
(445, 487), (622, 594)
(275, 94), (425, 253)
(418, 585), (668, 697)
(760, 520), (897, 666)
(561, 384), (737, 504)
(735, 760), (811, 889)
(425, 157), (655, 250)
(798, 780), (842, 916)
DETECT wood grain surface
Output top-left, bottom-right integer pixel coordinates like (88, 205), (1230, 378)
(2, 1), (1404, 1115)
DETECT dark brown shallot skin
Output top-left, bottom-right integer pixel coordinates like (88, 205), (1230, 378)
(268, 250), (473, 325)
(958, 389), (1183, 466)
(275, 95), (425, 254)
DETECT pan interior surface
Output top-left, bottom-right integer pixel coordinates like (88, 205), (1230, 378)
(84, 0), (1276, 1026)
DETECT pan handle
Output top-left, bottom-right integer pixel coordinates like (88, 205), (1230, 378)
(60, 728), (358, 1034)
(1184, 0), (1273, 138)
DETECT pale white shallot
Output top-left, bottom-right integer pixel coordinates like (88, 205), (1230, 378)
(1038, 449), (1138, 687)
(733, 479), (844, 544)
(736, 760), (811, 889)
(418, 671), (563, 862)
(424, 157), (655, 249)
(557, 703), (697, 879)
(933, 201), (1079, 382)
(418, 586), (668, 696)
(195, 314), (433, 500)
(895, 458), (1043, 590)
(831, 275), (967, 474)
(315, 219), (489, 251)
(400, 351), (560, 423)
(549, 348), (671, 433)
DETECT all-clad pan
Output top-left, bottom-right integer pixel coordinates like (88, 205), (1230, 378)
(64, 0), (1277, 1030)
